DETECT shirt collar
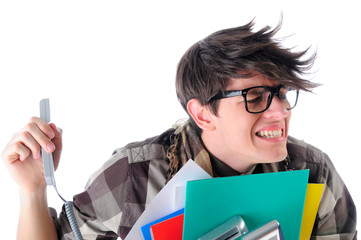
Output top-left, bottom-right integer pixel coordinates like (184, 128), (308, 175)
(208, 151), (258, 177)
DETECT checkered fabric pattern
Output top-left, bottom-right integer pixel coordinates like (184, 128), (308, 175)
(52, 124), (357, 240)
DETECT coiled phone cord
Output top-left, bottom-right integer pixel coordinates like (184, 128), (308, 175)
(54, 185), (83, 240)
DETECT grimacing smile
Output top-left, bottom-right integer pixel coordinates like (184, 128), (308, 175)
(256, 129), (283, 139)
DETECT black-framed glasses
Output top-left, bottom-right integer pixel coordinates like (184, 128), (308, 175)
(211, 85), (299, 114)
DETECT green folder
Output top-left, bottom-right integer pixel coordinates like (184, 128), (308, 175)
(183, 170), (309, 240)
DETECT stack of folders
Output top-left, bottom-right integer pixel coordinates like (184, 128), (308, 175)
(136, 160), (324, 240)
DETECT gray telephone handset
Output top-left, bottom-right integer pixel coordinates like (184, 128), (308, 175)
(40, 99), (56, 186)
(198, 216), (283, 240)
(40, 99), (83, 240)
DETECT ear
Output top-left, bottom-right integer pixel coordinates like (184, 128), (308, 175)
(187, 99), (215, 131)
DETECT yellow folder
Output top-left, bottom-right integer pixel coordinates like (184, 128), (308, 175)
(299, 184), (324, 240)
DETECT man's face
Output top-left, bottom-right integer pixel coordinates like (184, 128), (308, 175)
(206, 74), (291, 172)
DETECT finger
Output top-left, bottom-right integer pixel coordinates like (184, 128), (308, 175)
(49, 123), (62, 138)
(2, 141), (31, 163)
(15, 131), (42, 159)
(23, 119), (55, 153)
(49, 123), (62, 170)
(28, 116), (55, 139)
(49, 123), (62, 147)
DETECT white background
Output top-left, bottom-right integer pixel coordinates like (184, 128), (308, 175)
(0, 0), (359, 238)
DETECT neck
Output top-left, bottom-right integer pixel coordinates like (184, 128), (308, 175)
(201, 131), (255, 173)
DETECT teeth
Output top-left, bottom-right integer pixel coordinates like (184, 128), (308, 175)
(257, 129), (282, 138)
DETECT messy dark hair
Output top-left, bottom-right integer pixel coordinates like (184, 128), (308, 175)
(176, 19), (318, 133)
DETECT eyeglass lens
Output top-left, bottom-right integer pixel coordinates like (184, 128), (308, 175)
(245, 87), (298, 113)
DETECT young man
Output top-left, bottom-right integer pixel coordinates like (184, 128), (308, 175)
(2, 20), (357, 239)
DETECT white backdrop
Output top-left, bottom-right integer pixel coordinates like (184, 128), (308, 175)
(0, 1), (359, 238)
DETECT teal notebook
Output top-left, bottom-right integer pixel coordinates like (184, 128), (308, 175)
(182, 170), (309, 240)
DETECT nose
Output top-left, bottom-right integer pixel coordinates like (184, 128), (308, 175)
(263, 95), (289, 119)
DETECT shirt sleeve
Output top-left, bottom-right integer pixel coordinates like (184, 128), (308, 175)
(54, 150), (130, 240)
(311, 153), (357, 240)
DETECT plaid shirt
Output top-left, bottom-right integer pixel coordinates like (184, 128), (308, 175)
(53, 125), (357, 239)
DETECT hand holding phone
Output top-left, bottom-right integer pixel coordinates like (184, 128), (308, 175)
(39, 99), (83, 240)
